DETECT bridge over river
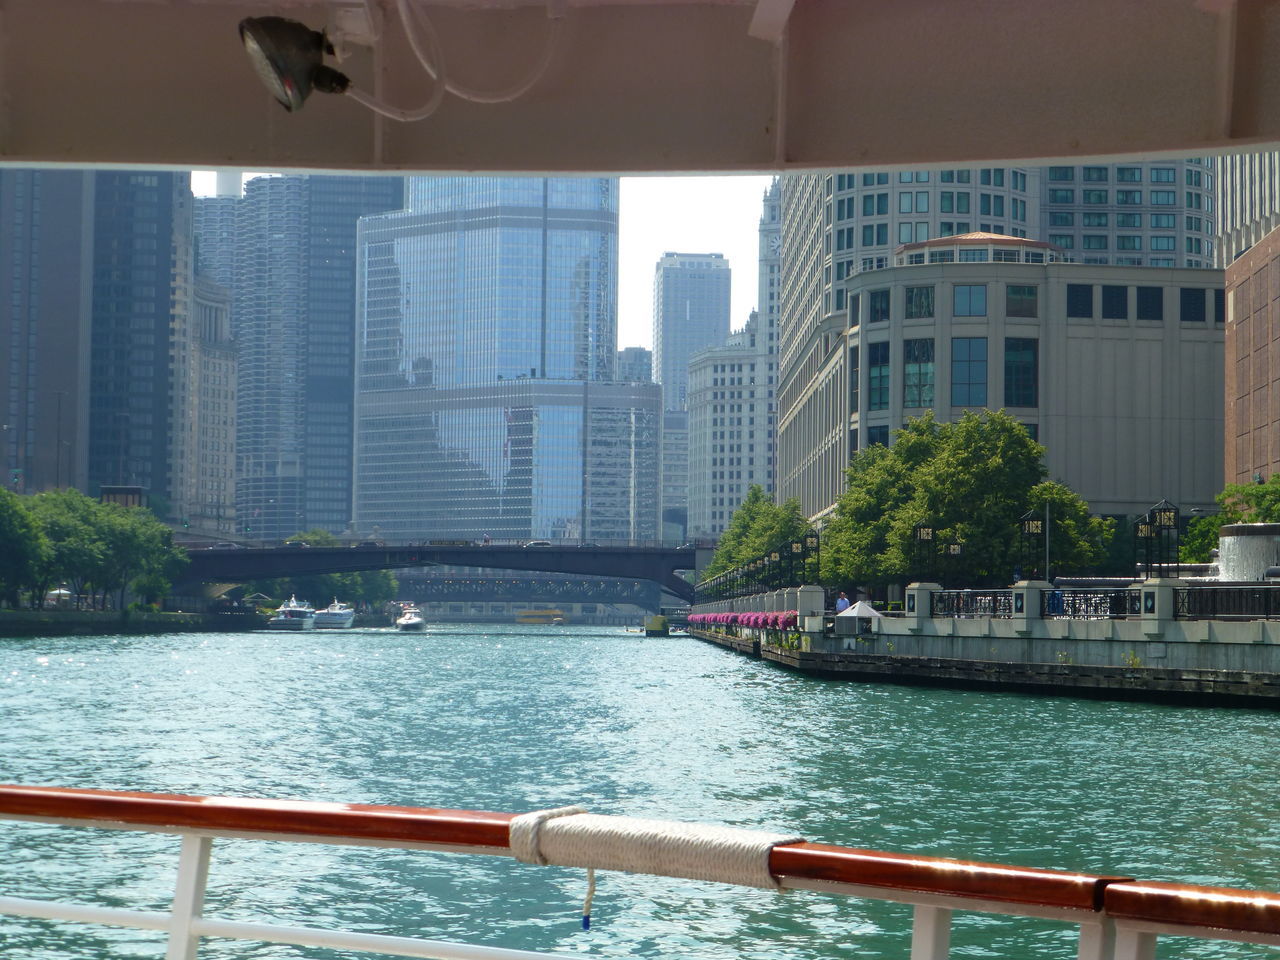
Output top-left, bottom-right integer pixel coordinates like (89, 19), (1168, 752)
(180, 541), (708, 602)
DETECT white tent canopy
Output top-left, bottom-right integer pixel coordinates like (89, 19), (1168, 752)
(837, 600), (883, 618)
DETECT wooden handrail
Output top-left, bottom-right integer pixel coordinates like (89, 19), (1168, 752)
(1105, 881), (1280, 936)
(0, 785), (515, 849)
(7, 784), (1278, 927)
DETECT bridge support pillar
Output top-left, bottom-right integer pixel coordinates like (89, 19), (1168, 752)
(905, 582), (941, 633)
(1140, 578), (1185, 638)
(1011, 580), (1051, 636)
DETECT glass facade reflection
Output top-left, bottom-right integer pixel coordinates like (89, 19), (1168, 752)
(355, 177), (659, 541)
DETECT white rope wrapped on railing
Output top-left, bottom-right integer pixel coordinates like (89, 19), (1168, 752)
(509, 807), (804, 890)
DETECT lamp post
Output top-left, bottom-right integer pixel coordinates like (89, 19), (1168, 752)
(913, 523), (935, 581)
(1019, 510), (1045, 581)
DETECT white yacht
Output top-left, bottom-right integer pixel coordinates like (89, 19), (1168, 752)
(313, 599), (355, 629)
(265, 596), (316, 631)
(395, 605), (426, 632)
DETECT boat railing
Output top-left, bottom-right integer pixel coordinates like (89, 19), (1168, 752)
(0, 785), (1277, 960)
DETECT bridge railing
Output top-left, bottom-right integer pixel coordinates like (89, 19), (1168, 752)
(2, 785), (1278, 960)
(191, 538), (699, 551)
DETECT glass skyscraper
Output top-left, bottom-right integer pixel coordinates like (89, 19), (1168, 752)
(354, 176), (660, 542)
(196, 174), (404, 541)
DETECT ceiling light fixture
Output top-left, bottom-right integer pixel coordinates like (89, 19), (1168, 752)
(238, 16), (351, 112)
(239, 1), (565, 122)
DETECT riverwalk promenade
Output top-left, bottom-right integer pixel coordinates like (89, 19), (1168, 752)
(689, 580), (1280, 706)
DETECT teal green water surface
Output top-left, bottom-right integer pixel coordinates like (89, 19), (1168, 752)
(0, 624), (1277, 959)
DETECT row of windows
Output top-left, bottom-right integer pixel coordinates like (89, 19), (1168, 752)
(860, 337), (1038, 411)
(863, 283), (1033, 321)
(1046, 189), (1211, 209)
(1065, 284), (1224, 322)
(832, 169), (1025, 191)
(1047, 166), (1202, 185)
(1046, 212), (1210, 231)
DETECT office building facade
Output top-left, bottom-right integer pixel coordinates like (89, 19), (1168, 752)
(777, 234), (1224, 519)
(88, 171), (193, 504)
(0, 169), (94, 495)
(202, 174), (404, 541)
(687, 180), (782, 538)
(1225, 224), (1280, 484)
(354, 177), (659, 541)
(652, 252), (731, 411)
(617, 346), (653, 383)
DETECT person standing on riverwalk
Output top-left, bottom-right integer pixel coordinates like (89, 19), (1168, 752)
(835, 592), (850, 613)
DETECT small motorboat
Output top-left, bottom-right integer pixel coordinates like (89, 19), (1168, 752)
(395, 605), (427, 632)
(265, 596), (316, 630)
(313, 599), (355, 629)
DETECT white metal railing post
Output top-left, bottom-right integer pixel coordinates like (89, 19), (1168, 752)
(166, 833), (213, 960)
(909, 904), (952, 960)
(1112, 926), (1156, 960)
(1077, 917), (1116, 960)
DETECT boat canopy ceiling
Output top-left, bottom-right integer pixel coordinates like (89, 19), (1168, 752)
(4, 0), (1280, 174)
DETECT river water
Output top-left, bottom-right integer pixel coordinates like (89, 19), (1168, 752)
(0, 624), (1277, 959)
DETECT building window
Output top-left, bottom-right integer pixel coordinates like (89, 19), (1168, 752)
(869, 289), (890, 323)
(959, 248), (989, 262)
(849, 345), (859, 412)
(1214, 288), (1225, 323)
(929, 249), (955, 263)
(953, 284), (987, 316)
(1048, 189), (1075, 204)
(1049, 234), (1074, 249)
(1067, 284), (1094, 318)
(1083, 190), (1108, 204)
(1136, 286), (1163, 321)
(1005, 338), (1038, 407)
(1116, 213), (1141, 228)
(1006, 284), (1037, 318)
(1116, 190), (1142, 204)
(903, 338), (935, 408)
(866, 425), (890, 447)
(1151, 190), (1176, 205)
(1082, 235), (1108, 249)
(1117, 235), (1142, 250)
(905, 285), (935, 319)
(1180, 288), (1206, 323)
(1150, 213), (1175, 228)
(1083, 212), (1108, 227)
(951, 337), (987, 406)
(1151, 236), (1176, 251)
(1048, 167), (1074, 181)
(1049, 212), (1074, 226)
(868, 342), (890, 410)
(1151, 168), (1176, 182)
(1083, 166), (1109, 182)
(1116, 167), (1142, 182)
(1101, 285), (1128, 320)
(1022, 422), (1039, 441)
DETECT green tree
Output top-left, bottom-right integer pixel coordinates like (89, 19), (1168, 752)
(822, 411), (1111, 590)
(0, 489), (48, 607)
(27, 489), (104, 608)
(93, 502), (187, 612)
(705, 485), (775, 577)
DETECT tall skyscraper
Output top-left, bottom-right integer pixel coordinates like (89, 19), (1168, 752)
(197, 174), (404, 541)
(353, 177), (660, 542)
(687, 180), (781, 538)
(652, 252), (731, 411)
(0, 170), (94, 495)
(88, 171), (193, 503)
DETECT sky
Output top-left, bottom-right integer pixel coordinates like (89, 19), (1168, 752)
(190, 172), (773, 351)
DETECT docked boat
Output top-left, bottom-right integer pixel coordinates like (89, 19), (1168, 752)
(265, 596), (316, 630)
(395, 605), (426, 632)
(313, 599), (355, 629)
(515, 608), (567, 625)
